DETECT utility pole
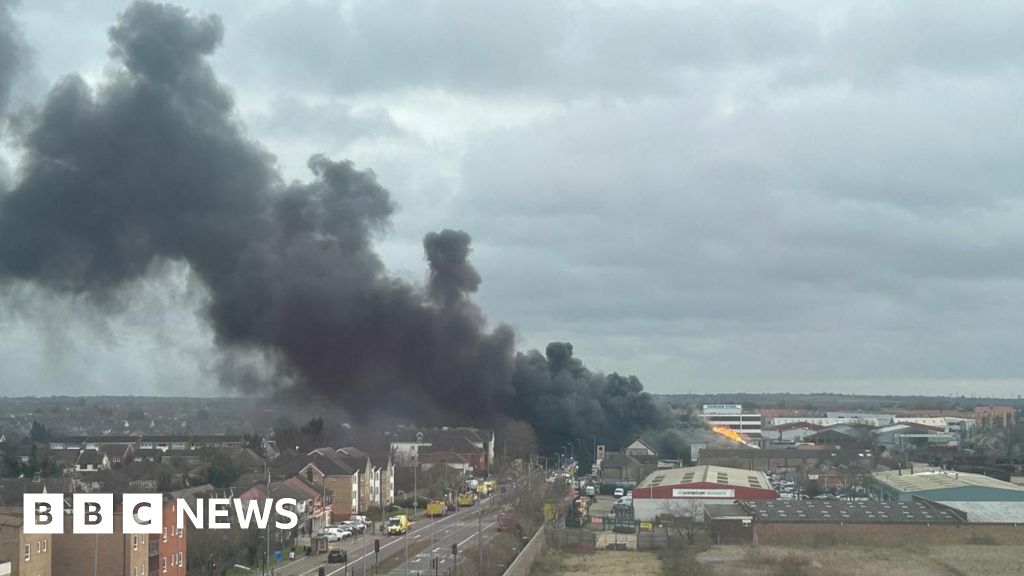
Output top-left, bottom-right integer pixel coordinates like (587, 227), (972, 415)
(265, 464), (271, 575)
(477, 504), (482, 573)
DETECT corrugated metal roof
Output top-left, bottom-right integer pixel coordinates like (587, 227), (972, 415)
(936, 501), (1024, 524)
(741, 500), (959, 524)
(874, 469), (1024, 494)
(637, 465), (772, 491)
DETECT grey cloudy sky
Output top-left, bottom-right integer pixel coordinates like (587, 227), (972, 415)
(2, 0), (1023, 397)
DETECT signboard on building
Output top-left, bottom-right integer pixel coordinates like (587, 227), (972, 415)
(671, 488), (735, 498)
(702, 404), (742, 415)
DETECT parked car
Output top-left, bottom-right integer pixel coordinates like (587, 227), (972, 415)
(613, 488), (625, 497)
(325, 526), (353, 542)
(343, 520), (365, 534)
(327, 549), (348, 563)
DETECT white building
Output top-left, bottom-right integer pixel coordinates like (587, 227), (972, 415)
(700, 405), (762, 439)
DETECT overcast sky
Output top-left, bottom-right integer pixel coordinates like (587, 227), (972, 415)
(2, 0), (1024, 398)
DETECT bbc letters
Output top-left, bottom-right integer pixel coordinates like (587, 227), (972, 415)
(23, 493), (298, 534)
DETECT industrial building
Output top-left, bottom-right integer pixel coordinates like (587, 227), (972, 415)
(696, 447), (829, 472)
(872, 468), (1024, 502)
(706, 499), (1024, 545)
(700, 405), (763, 439)
(631, 465), (776, 521)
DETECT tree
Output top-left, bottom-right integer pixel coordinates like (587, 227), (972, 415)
(207, 450), (241, 488)
(300, 417), (325, 446)
(244, 433), (266, 457)
(29, 420), (51, 442)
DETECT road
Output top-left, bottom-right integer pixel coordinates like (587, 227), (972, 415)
(272, 493), (506, 576)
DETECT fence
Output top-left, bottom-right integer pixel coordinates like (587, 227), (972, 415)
(503, 525), (546, 576)
(546, 527), (597, 551)
(547, 525), (685, 552)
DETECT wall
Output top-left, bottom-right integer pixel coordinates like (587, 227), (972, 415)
(53, 531), (127, 576)
(754, 522), (1024, 546)
(504, 526), (545, 576)
(157, 502), (186, 576)
(1, 523), (51, 576)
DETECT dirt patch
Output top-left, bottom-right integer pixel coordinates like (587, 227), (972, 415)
(530, 550), (661, 575)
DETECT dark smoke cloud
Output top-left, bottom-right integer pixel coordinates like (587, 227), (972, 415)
(0, 1), (514, 422)
(509, 343), (704, 458)
(0, 0), (23, 115)
(0, 2), (699, 452)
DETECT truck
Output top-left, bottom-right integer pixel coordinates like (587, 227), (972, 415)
(426, 499), (447, 517)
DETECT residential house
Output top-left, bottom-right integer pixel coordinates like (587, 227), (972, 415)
(0, 478), (72, 508)
(390, 428), (495, 472)
(98, 443), (134, 468)
(625, 439), (657, 458)
(335, 447), (374, 513)
(297, 452), (360, 519)
(600, 453), (646, 484)
(371, 453), (396, 510)
(419, 437), (486, 474)
(75, 449), (109, 473)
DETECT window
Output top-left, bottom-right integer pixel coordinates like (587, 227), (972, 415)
(24, 544), (30, 561)
(37, 541), (42, 553)
(162, 557), (167, 572)
(177, 552), (183, 565)
(162, 527), (167, 542)
(176, 527), (182, 538)
(42, 539), (47, 552)
(132, 535), (138, 550)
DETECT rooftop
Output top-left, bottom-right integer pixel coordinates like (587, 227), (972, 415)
(637, 465), (773, 491)
(931, 501), (1024, 524)
(741, 499), (960, 524)
(873, 469), (1024, 494)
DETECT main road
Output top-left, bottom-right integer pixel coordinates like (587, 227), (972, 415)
(274, 481), (524, 576)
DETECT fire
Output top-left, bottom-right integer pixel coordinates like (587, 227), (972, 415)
(712, 426), (758, 448)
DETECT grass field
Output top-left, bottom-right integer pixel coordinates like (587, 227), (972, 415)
(698, 545), (1024, 576)
(530, 550), (663, 575)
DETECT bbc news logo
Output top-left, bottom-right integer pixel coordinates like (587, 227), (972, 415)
(23, 494), (299, 534)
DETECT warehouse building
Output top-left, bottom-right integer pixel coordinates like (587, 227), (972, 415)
(696, 447), (829, 472)
(706, 499), (1024, 545)
(632, 465), (776, 521)
(872, 468), (1024, 502)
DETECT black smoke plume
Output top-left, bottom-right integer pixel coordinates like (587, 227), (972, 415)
(0, 2), (700, 453)
(508, 343), (704, 460)
(0, 0), (23, 115)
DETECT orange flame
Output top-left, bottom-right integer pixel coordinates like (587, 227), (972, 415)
(713, 426), (747, 444)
